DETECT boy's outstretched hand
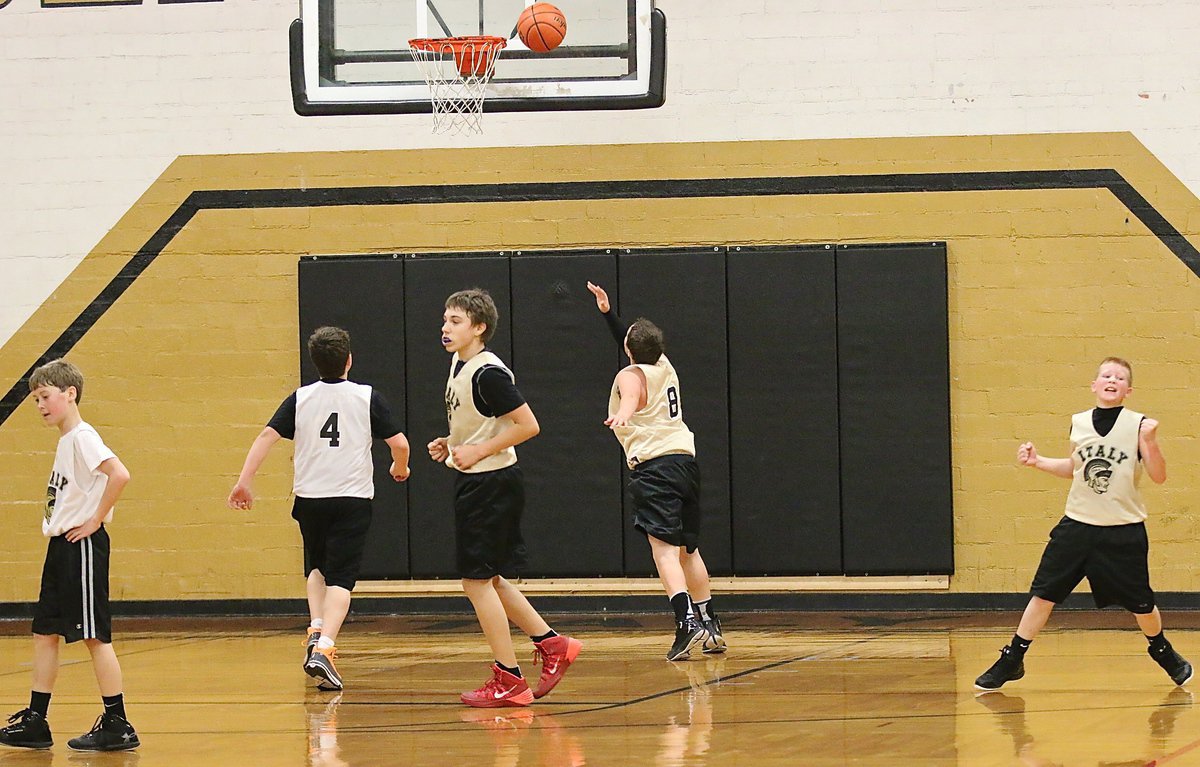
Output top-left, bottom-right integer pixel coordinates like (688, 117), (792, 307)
(1017, 441), (1038, 467)
(586, 281), (610, 313)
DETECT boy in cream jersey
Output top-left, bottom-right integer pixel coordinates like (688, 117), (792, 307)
(428, 289), (580, 707)
(587, 282), (724, 662)
(975, 357), (1191, 691)
(0, 359), (139, 752)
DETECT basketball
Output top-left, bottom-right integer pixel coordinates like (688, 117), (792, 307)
(517, 2), (567, 53)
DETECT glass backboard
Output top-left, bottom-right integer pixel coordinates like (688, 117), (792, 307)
(290, 0), (666, 115)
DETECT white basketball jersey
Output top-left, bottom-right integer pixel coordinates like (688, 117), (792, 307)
(608, 354), (696, 469)
(1064, 407), (1147, 526)
(293, 380), (376, 499)
(44, 421), (116, 537)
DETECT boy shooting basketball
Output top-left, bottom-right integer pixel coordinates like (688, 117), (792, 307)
(586, 281), (725, 661)
(228, 326), (411, 691)
(975, 357), (1191, 691)
(0, 360), (139, 752)
(429, 288), (580, 707)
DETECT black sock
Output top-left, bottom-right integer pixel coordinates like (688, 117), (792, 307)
(496, 661), (522, 678)
(1147, 631), (1170, 653)
(1010, 634), (1032, 656)
(670, 592), (691, 625)
(102, 693), (126, 721)
(29, 691), (50, 719)
(531, 629), (558, 643)
(693, 599), (715, 623)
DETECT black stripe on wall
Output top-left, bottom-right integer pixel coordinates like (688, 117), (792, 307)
(3, 169), (1196, 426)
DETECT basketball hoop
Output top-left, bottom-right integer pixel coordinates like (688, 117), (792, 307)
(408, 36), (507, 135)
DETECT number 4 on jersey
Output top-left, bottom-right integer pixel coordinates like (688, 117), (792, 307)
(320, 412), (340, 447)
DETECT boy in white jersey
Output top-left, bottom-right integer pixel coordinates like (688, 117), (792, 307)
(228, 327), (411, 691)
(975, 357), (1191, 691)
(428, 289), (581, 707)
(587, 282), (725, 661)
(0, 360), (139, 752)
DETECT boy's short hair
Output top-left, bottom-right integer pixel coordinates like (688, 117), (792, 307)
(29, 359), (85, 403)
(1100, 356), (1133, 385)
(308, 326), (351, 379)
(446, 289), (499, 343)
(626, 318), (665, 365)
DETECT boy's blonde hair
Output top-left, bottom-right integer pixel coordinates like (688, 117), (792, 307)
(1100, 356), (1133, 386)
(28, 359), (85, 403)
(446, 288), (499, 343)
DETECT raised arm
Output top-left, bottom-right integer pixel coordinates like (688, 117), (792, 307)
(587, 281), (629, 346)
(1017, 441), (1074, 479)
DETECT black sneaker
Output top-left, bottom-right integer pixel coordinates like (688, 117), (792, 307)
(701, 618), (727, 654)
(974, 646), (1025, 691)
(1150, 643), (1194, 686)
(305, 646), (344, 691)
(0, 708), (52, 749)
(666, 619), (708, 662)
(67, 712), (139, 752)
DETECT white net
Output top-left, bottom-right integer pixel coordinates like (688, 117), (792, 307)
(408, 37), (507, 136)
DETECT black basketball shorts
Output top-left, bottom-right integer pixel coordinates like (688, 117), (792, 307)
(628, 454), (702, 553)
(1030, 516), (1155, 613)
(454, 464), (528, 580)
(32, 526), (112, 644)
(292, 496), (373, 591)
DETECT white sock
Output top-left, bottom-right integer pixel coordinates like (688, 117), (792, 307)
(317, 636), (335, 650)
(310, 619), (324, 630)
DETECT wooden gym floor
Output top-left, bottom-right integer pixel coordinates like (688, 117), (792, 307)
(1, 611), (1200, 766)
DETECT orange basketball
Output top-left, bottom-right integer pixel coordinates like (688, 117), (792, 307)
(517, 2), (567, 53)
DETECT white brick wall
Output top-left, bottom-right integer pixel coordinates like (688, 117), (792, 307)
(2, 0), (1198, 345)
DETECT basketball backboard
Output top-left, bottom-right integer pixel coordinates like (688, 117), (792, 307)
(289, 0), (666, 115)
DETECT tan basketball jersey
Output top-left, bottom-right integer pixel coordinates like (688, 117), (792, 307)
(608, 354), (696, 469)
(445, 350), (519, 474)
(1064, 407), (1147, 526)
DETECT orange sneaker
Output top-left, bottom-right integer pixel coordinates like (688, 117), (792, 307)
(461, 665), (534, 708)
(532, 635), (582, 699)
(305, 645), (343, 691)
(304, 627), (322, 660)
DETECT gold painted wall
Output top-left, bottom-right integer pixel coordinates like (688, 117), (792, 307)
(1, 133), (1198, 602)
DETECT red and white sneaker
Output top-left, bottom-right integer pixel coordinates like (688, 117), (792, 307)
(532, 635), (582, 699)
(460, 665), (535, 708)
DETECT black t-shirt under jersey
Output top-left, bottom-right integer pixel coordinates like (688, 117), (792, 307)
(267, 378), (403, 439)
(453, 358), (526, 418)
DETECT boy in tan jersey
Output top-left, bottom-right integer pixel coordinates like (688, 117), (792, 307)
(429, 289), (580, 707)
(975, 357), (1191, 691)
(587, 282), (725, 661)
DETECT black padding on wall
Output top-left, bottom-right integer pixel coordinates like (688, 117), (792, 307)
(837, 243), (953, 574)
(297, 256), (410, 578)
(403, 255), (512, 578)
(727, 245), (842, 574)
(509, 253), (624, 575)
(618, 248), (732, 576)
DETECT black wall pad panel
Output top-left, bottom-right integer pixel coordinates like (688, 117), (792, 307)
(617, 247), (733, 576)
(297, 256), (410, 578)
(727, 245), (842, 574)
(509, 253), (624, 575)
(837, 243), (953, 575)
(403, 255), (512, 578)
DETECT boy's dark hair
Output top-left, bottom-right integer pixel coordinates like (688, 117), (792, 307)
(446, 288), (499, 343)
(29, 359), (85, 403)
(308, 326), (351, 379)
(1100, 356), (1133, 386)
(626, 318), (665, 365)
